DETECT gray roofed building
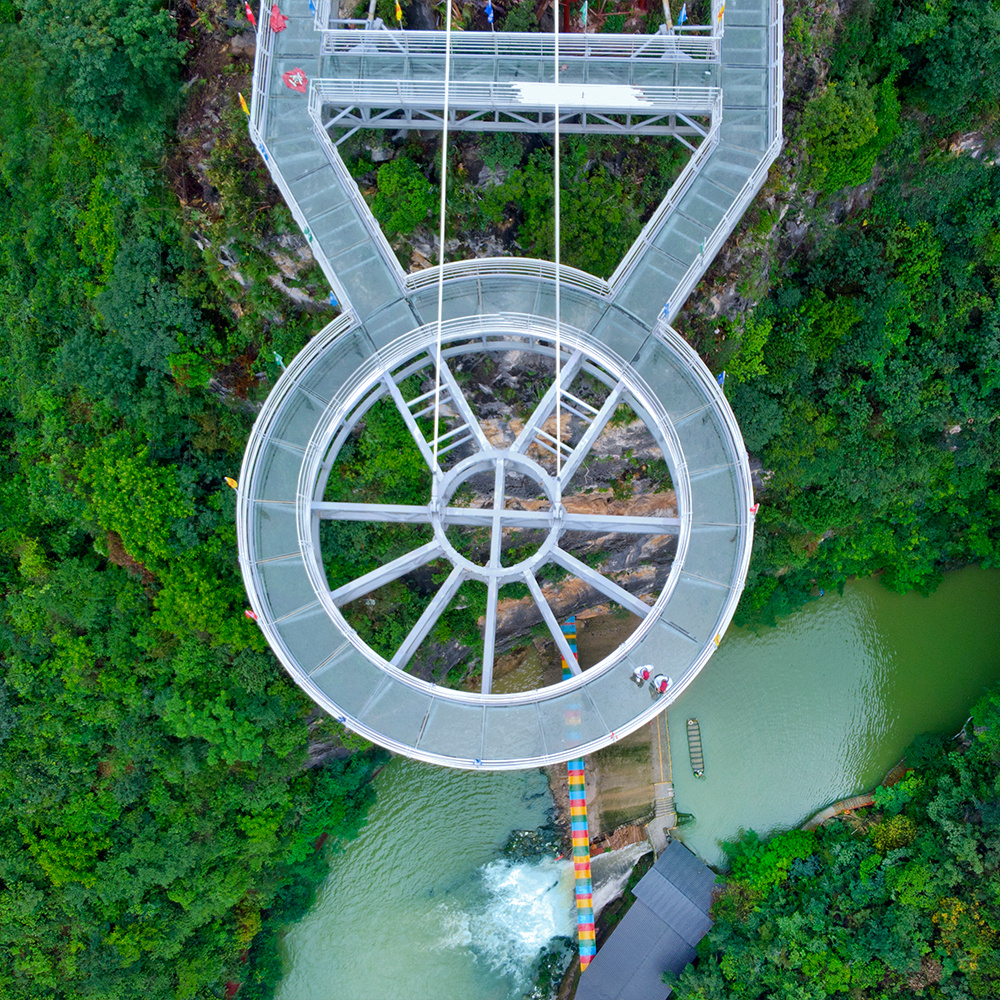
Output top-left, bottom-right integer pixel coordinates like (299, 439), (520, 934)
(575, 840), (716, 1000)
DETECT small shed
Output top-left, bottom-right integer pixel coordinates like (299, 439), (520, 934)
(575, 840), (716, 1000)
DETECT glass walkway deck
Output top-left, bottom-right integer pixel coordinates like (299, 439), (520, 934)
(237, 0), (783, 768)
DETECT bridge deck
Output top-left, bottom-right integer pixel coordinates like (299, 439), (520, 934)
(238, 0), (781, 768)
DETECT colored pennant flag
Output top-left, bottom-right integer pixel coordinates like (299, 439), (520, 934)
(245, 609), (259, 621)
(244, 1), (257, 27)
(273, 352), (285, 370)
(309, 0), (316, 12)
(270, 4), (288, 30)
(282, 67), (308, 93)
(750, 502), (760, 515)
(716, 370), (726, 387)
(238, 92), (249, 116)
(580, 0), (587, 29)
(225, 476), (239, 490)
(717, 1), (725, 19)
(485, 0), (493, 23)
(677, 2), (686, 26)
(395, 0), (402, 21)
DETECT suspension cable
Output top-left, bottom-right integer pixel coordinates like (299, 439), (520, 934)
(432, 0), (454, 486)
(553, 3), (562, 504)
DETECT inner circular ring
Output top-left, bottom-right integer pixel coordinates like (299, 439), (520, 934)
(432, 450), (563, 579)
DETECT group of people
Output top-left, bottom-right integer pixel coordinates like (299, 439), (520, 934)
(631, 664), (671, 694)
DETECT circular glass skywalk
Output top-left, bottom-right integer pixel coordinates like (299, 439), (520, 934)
(237, 308), (753, 768)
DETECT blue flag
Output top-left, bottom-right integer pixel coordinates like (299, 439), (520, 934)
(485, 0), (493, 22)
(309, 0), (316, 12)
(677, 2), (687, 25)
(716, 371), (726, 388)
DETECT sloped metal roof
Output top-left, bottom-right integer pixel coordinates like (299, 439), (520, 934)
(576, 840), (716, 1000)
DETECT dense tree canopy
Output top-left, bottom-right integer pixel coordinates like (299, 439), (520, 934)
(668, 686), (1000, 999)
(0, 2), (382, 998)
(725, 0), (1000, 625)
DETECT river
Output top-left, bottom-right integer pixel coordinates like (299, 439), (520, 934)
(276, 566), (1000, 999)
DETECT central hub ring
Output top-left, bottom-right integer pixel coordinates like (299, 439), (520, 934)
(431, 449), (561, 582)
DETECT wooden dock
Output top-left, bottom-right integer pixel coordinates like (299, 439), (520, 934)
(686, 719), (705, 778)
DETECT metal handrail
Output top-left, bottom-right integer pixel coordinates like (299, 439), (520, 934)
(657, 134), (782, 325)
(247, 121), (360, 314)
(607, 88), (722, 289)
(609, 0), (783, 304)
(303, 89), (414, 291)
(404, 257), (610, 298)
(248, 0), (276, 134)
(655, 0), (785, 320)
(310, 78), (722, 114)
(320, 27), (720, 60)
(769, 0), (783, 146)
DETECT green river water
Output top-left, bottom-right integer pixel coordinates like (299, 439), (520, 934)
(276, 567), (1000, 1000)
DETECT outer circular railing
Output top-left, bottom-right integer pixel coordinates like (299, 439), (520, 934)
(237, 303), (754, 768)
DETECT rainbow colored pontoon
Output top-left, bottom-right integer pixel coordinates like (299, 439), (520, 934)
(562, 617), (596, 970)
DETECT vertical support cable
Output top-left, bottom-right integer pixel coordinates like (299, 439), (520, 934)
(562, 617), (596, 971)
(553, 8), (563, 506)
(432, 0), (454, 489)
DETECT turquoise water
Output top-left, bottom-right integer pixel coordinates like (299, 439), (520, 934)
(670, 567), (1000, 864)
(278, 567), (1000, 996)
(275, 763), (576, 1000)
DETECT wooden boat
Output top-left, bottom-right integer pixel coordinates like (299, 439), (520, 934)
(687, 718), (705, 778)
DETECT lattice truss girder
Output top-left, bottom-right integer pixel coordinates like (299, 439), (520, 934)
(312, 26), (720, 141)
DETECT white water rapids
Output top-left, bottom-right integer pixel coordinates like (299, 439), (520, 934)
(276, 761), (650, 1000)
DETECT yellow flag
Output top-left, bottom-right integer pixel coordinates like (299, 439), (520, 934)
(238, 92), (250, 116)
(395, 0), (402, 21)
(225, 477), (239, 490)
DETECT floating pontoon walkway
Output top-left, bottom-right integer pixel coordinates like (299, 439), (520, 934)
(562, 617), (596, 970)
(236, 0), (782, 769)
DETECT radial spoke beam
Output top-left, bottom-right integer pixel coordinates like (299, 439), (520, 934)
(523, 571), (582, 676)
(313, 502), (433, 522)
(510, 349), (586, 455)
(557, 381), (626, 487)
(481, 577), (499, 694)
(438, 359), (493, 453)
(383, 375), (437, 471)
(550, 547), (652, 619)
(562, 512), (680, 534)
(391, 565), (466, 668)
(480, 459), (507, 695)
(449, 507), (550, 528)
(331, 540), (444, 607)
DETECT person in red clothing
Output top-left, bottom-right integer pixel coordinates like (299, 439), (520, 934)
(632, 664), (652, 686)
(653, 674), (672, 694)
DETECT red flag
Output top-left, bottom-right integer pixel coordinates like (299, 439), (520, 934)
(750, 502), (760, 515)
(244, 1), (257, 27)
(270, 4), (288, 30)
(282, 67), (308, 93)
(245, 609), (259, 621)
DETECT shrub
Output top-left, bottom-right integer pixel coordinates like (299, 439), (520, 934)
(371, 157), (437, 236)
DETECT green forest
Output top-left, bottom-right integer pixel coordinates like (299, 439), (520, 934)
(0, 0), (999, 996)
(0, 0), (385, 997)
(668, 684), (1000, 999)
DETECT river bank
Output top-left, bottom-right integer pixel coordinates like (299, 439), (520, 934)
(544, 567), (1000, 863)
(273, 567), (1000, 999)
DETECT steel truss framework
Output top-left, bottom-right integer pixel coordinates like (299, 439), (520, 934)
(238, 0), (784, 768)
(314, 22), (722, 141)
